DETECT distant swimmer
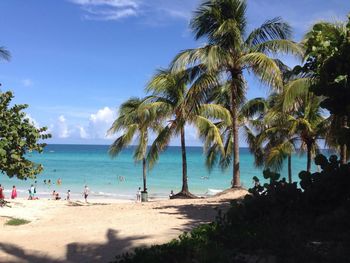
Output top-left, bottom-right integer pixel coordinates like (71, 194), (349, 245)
(57, 178), (62, 185)
(118, 176), (125, 182)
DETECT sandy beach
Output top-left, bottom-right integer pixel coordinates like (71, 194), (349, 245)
(0, 189), (247, 263)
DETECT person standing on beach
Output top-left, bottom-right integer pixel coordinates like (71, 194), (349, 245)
(0, 184), (4, 199)
(67, 190), (71, 201)
(29, 184), (35, 200)
(83, 185), (89, 203)
(136, 187), (141, 202)
(11, 185), (17, 199)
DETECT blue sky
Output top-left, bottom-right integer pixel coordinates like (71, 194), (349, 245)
(0, 0), (349, 146)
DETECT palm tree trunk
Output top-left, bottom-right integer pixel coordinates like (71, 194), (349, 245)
(288, 154), (292, 183)
(230, 74), (241, 188)
(232, 104), (240, 187)
(307, 144), (312, 172)
(180, 126), (189, 193)
(340, 116), (348, 164)
(142, 158), (147, 192)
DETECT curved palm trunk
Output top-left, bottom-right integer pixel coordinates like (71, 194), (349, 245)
(306, 144), (312, 172)
(340, 116), (348, 164)
(142, 158), (147, 192)
(288, 154), (292, 183)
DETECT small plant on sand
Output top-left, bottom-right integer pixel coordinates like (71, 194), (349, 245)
(5, 218), (30, 226)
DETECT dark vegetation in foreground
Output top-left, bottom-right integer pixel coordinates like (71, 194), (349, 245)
(114, 154), (350, 263)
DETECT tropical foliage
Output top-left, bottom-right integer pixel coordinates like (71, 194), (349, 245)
(145, 68), (228, 197)
(0, 91), (51, 179)
(108, 97), (163, 192)
(302, 15), (350, 163)
(170, 0), (303, 187)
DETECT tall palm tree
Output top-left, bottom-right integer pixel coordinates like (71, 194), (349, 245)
(108, 97), (162, 193)
(253, 95), (298, 183)
(146, 68), (229, 198)
(171, 0), (302, 188)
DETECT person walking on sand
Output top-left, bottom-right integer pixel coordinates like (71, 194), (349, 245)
(29, 184), (35, 200)
(83, 185), (89, 203)
(66, 190), (71, 201)
(11, 185), (17, 199)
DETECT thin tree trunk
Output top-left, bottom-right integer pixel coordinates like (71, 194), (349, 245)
(180, 126), (189, 193)
(232, 104), (240, 187)
(307, 144), (312, 172)
(142, 158), (147, 192)
(340, 116), (348, 164)
(288, 154), (292, 183)
(231, 74), (240, 188)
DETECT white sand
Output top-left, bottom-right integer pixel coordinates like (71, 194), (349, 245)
(0, 189), (248, 263)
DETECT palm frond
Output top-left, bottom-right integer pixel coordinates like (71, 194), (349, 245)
(245, 17), (292, 46)
(0, 47), (11, 61)
(240, 52), (283, 89)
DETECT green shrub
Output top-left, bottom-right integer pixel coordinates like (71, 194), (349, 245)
(5, 218), (30, 226)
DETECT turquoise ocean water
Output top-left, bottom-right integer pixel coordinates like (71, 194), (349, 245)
(0, 144), (319, 200)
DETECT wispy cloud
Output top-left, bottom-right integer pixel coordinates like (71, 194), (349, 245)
(21, 78), (33, 87)
(69, 0), (139, 20)
(68, 0), (198, 22)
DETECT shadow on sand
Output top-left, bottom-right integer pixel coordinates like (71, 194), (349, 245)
(0, 229), (149, 263)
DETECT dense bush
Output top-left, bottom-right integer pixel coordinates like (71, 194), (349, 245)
(114, 154), (350, 263)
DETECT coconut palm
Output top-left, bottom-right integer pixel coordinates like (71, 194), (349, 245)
(171, 0), (303, 188)
(266, 83), (329, 173)
(108, 97), (162, 193)
(146, 68), (229, 198)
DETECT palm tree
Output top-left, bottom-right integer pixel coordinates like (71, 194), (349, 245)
(108, 97), (162, 193)
(146, 68), (229, 198)
(268, 78), (329, 173)
(0, 47), (10, 61)
(171, 0), (302, 188)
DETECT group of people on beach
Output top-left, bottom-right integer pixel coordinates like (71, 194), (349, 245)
(0, 182), (90, 203)
(0, 184), (18, 200)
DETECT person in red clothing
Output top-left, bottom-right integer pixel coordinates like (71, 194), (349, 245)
(0, 184), (4, 199)
(11, 185), (17, 199)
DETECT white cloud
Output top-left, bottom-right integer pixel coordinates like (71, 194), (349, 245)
(69, 0), (139, 20)
(25, 114), (39, 128)
(87, 106), (117, 139)
(49, 115), (70, 139)
(68, 0), (198, 22)
(78, 126), (89, 139)
(21, 78), (33, 87)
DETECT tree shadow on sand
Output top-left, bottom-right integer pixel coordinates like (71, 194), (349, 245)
(0, 229), (149, 263)
(153, 199), (233, 232)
